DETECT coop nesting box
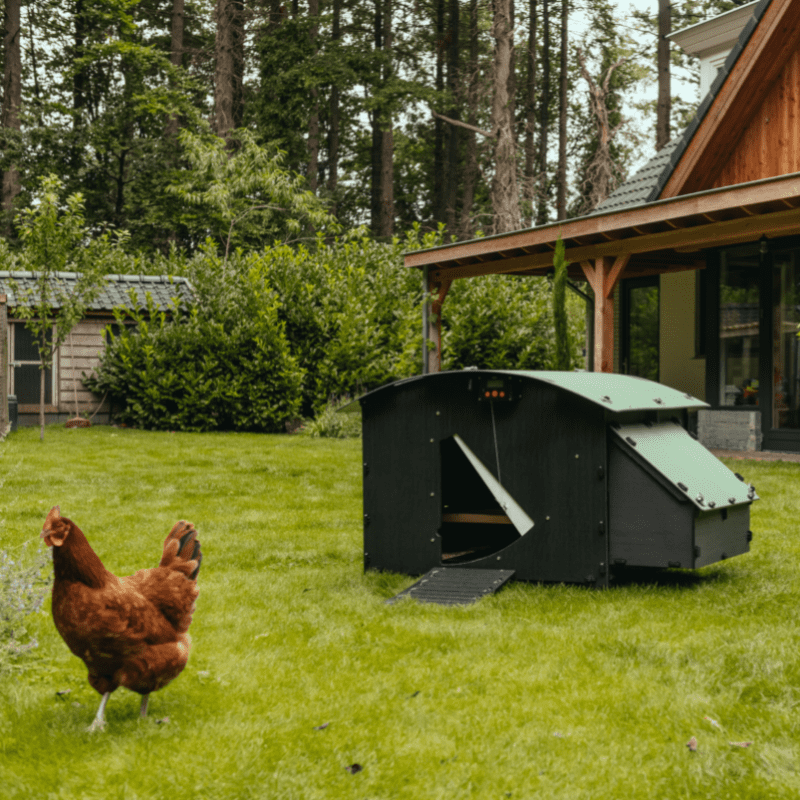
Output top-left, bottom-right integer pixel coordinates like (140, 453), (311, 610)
(352, 370), (757, 587)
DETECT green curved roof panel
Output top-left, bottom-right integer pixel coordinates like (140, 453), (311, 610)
(496, 370), (708, 412)
(345, 370), (708, 414)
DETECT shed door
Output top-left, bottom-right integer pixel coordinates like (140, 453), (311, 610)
(11, 324), (52, 405)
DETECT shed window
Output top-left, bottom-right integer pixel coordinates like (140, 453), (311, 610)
(11, 323), (53, 406)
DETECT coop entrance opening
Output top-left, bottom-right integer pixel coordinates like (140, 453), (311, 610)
(439, 434), (533, 564)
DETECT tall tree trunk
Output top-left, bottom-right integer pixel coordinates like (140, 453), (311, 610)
(555, 0), (567, 221)
(2, 0), (21, 227)
(459, 0), (479, 239)
(656, 0), (670, 150)
(433, 0), (445, 222)
(577, 49), (626, 214)
(535, 0), (550, 225)
(307, 0), (320, 193)
(490, 0), (520, 234)
(327, 0), (341, 201)
(522, 0), (537, 227)
(165, 0), (185, 139)
(370, 0), (394, 238)
(443, 0), (460, 232)
(214, 0), (244, 140)
(73, 0), (86, 121)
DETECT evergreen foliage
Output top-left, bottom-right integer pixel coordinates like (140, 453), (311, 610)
(84, 252), (304, 433)
(551, 235), (571, 371)
(85, 229), (586, 431)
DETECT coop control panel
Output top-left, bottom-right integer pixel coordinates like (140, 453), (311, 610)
(475, 375), (515, 402)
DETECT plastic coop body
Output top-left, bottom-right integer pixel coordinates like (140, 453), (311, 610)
(349, 370), (757, 588)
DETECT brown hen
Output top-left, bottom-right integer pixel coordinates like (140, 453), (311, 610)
(40, 506), (202, 731)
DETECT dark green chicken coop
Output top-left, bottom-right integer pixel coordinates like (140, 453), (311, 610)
(351, 370), (757, 589)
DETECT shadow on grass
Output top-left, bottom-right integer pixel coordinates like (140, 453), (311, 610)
(609, 564), (732, 589)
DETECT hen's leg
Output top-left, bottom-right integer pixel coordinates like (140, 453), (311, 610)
(87, 692), (110, 732)
(139, 694), (150, 718)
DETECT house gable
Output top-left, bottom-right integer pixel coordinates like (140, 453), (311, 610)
(661, 0), (800, 198)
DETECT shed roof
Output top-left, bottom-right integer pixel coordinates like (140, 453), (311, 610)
(0, 272), (193, 312)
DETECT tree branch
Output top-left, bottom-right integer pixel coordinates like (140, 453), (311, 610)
(432, 110), (494, 139)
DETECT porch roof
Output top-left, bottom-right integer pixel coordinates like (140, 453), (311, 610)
(405, 170), (800, 284)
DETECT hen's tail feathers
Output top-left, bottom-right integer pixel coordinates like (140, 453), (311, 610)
(159, 521), (202, 580)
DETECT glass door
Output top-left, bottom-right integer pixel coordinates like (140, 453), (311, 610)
(718, 244), (761, 408)
(770, 248), (800, 430)
(622, 277), (660, 381)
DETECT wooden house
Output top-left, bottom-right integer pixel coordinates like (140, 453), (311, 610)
(407, 0), (800, 453)
(1, 272), (193, 428)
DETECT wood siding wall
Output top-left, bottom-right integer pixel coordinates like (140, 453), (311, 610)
(56, 319), (110, 416)
(712, 49), (800, 189)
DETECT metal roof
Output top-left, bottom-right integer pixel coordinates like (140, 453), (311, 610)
(0, 272), (193, 312)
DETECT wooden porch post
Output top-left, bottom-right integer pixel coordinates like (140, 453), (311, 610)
(423, 270), (452, 374)
(0, 294), (7, 434)
(580, 255), (630, 373)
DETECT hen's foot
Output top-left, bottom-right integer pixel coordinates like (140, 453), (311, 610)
(87, 691), (111, 733)
(139, 694), (150, 718)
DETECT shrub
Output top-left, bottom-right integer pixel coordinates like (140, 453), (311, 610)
(441, 274), (584, 371)
(86, 254), (304, 432)
(0, 542), (51, 672)
(302, 395), (362, 439)
(89, 228), (588, 433)
(254, 230), (429, 416)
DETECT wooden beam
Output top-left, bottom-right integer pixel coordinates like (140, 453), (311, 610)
(580, 255), (630, 373)
(429, 205), (800, 282)
(405, 172), (800, 273)
(425, 276), (452, 373)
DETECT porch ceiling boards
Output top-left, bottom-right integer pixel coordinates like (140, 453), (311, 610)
(405, 171), (800, 283)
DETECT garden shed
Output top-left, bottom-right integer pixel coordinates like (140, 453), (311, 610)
(1, 272), (193, 429)
(408, 0), (800, 454)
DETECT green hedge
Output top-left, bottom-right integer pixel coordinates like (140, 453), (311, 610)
(87, 231), (586, 432)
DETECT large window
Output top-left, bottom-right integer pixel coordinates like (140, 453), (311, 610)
(719, 244), (760, 407)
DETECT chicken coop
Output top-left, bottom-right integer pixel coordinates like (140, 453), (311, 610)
(351, 370), (757, 588)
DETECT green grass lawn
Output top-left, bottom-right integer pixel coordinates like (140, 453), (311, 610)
(1, 425), (799, 799)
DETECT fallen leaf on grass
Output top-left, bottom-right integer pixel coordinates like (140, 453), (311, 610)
(345, 764), (363, 774)
(729, 741), (752, 748)
(687, 736), (698, 752)
(56, 690), (71, 700)
(313, 722), (330, 731)
(704, 716), (723, 730)
(156, 717), (170, 725)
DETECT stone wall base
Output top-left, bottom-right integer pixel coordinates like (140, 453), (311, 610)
(697, 409), (762, 451)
